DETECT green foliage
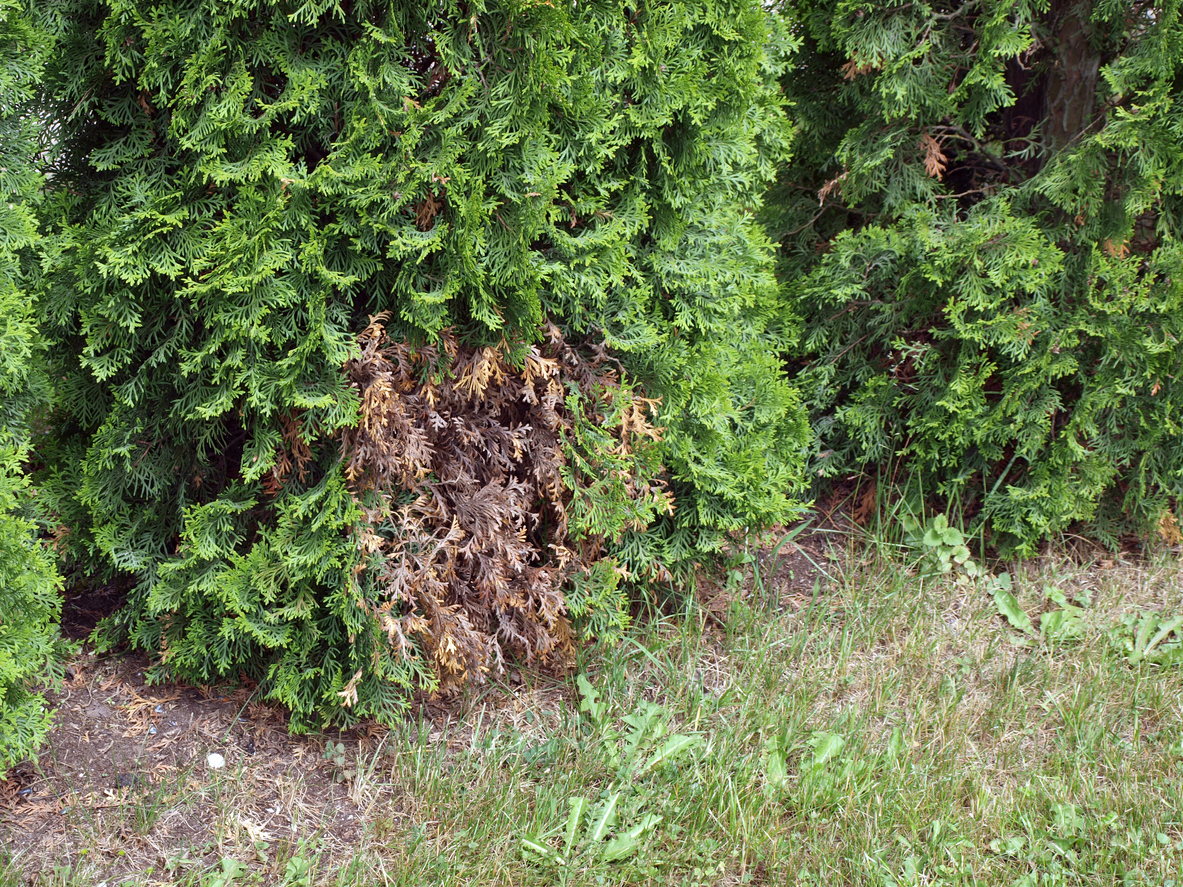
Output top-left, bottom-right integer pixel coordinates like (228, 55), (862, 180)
(772, 0), (1183, 552)
(521, 675), (699, 874)
(0, 0), (65, 773)
(0, 450), (63, 772)
(1109, 611), (1183, 665)
(561, 380), (672, 638)
(33, 0), (807, 727)
(988, 571), (1036, 638)
(322, 739), (356, 784)
(202, 857), (248, 887)
(901, 512), (979, 579)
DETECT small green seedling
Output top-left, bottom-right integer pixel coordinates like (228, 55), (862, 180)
(281, 854), (314, 887)
(323, 740), (356, 783)
(203, 857), (247, 887)
(989, 572), (1034, 638)
(991, 576), (1092, 646)
(902, 514), (978, 579)
(1039, 585), (1086, 644)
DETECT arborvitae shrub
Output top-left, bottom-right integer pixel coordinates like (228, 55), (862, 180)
(34, 0), (807, 727)
(771, 0), (1183, 553)
(0, 451), (63, 773)
(0, 0), (65, 772)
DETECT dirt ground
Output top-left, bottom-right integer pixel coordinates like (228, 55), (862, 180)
(694, 520), (841, 623)
(0, 649), (374, 881)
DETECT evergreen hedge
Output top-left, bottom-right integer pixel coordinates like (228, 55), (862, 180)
(34, 0), (807, 729)
(0, 0), (65, 772)
(772, 0), (1183, 552)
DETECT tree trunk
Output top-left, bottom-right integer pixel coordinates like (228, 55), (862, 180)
(1042, 0), (1101, 153)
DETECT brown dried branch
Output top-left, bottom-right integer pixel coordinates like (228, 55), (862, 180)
(918, 131), (947, 180)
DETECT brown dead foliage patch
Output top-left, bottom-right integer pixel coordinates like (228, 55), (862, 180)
(341, 316), (670, 691)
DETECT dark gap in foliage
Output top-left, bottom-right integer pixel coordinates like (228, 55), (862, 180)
(59, 575), (132, 642)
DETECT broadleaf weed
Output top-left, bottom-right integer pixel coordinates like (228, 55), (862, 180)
(522, 673), (699, 876)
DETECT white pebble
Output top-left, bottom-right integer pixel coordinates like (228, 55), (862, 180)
(207, 753), (226, 770)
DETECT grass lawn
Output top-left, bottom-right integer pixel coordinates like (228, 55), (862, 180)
(3, 536), (1183, 885)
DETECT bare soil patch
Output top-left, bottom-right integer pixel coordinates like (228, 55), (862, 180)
(694, 521), (840, 624)
(1, 642), (575, 884)
(1, 651), (371, 883)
